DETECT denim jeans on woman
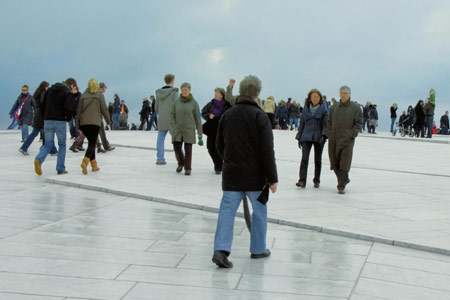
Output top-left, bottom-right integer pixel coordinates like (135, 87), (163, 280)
(21, 127), (57, 154)
(426, 116), (433, 138)
(390, 117), (396, 133)
(214, 191), (266, 254)
(35, 120), (67, 174)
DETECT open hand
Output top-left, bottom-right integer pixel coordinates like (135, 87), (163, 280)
(270, 183), (278, 193)
(229, 78), (236, 87)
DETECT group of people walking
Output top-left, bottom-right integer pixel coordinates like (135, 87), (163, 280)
(7, 75), (439, 271)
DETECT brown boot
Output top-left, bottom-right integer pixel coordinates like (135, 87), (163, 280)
(90, 160), (100, 172)
(81, 157), (90, 174)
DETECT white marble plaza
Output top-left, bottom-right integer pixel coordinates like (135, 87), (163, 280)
(0, 130), (449, 299)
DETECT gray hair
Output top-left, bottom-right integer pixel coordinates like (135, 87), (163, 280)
(239, 75), (262, 99)
(340, 85), (351, 94)
(180, 82), (191, 90)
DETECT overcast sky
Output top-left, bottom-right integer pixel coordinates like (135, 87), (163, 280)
(1, 0), (449, 130)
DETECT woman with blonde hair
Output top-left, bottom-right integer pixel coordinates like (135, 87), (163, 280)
(76, 78), (111, 174)
(263, 96), (276, 128)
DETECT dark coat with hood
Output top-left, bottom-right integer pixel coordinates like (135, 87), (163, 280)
(40, 83), (77, 122)
(155, 86), (179, 130)
(326, 99), (362, 172)
(216, 96), (278, 191)
(296, 101), (328, 143)
(9, 93), (34, 126)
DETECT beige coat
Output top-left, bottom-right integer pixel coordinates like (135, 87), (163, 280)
(76, 91), (111, 130)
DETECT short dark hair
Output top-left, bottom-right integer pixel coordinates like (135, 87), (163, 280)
(65, 78), (77, 88)
(164, 74), (175, 84)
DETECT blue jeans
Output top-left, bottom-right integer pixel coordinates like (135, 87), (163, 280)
(390, 117), (396, 132)
(149, 113), (158, 130)
(426, 116), (434, 138)
(156, 130), (170, 163)
(442, 126), (449, 135)
(288, 118), (299, 128)
(21, 124), (29, 141)
(112, 114), (120, 130)
(21, 127), (57, 153)
(214, 191), (266, 254)
(7, 117), (18, 130)
(36, 120), (67, 174)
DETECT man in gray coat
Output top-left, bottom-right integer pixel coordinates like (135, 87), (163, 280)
(155, 74), (179, 165)
(327, 86), (362, 194)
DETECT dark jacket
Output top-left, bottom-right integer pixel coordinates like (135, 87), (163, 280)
(414, 103), (425, 126)
(296, 101), (328, 143)
(140, 100), (151, 119)
(390, 106), (397, 118)
(363, 105), (370, 119)
(424, 101), (435, 116)
(113, 96), (121, 114)
(288, 104), (300, 119)
(440, 115), (449, 128)
(201, 99), (232, 138)
(41, 83), (77, 121)
(276, 105), (288, 120)
(32, 92), (46, 129)
(216, 96), (278, 191)
(369, 107), (378, 120)
(9, 93), (34, 126)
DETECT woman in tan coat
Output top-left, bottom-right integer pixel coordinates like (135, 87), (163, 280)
(76, 78), (111, 174)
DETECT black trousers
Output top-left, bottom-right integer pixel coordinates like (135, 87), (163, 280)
(80, 125), (100, 160)
(139, 117), (150, 130)
(207, 134), (223, 171)
(173, 141), (193, 171)
(299, 142), (324, 184)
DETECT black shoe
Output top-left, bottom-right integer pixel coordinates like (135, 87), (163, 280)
(185, 170), (191, 176)
(212, 251), (233, 268)
(156, 161), (167, 165)
(77, 147), (85, 151)
(69, 146), (79, 153)
(176, 165), (183, 173)
(295, 180), (305, 188)
(215, 170), (222, 175)
(338, 188), (345, 194)
(313, 182), (320, 188)
(251, 249), (271, 259)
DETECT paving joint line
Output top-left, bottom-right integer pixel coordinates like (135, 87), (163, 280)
(45, 178), (450, 257)
(348, 242), (374, 300)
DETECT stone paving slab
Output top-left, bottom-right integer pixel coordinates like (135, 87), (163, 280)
(2, 132), (450, 299)
(15, 130), (447, 255)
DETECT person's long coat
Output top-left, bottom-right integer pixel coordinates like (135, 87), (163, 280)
(170, 95), (203, 144)
(326, 100), (362, 171)
(9, 94), (34, 126)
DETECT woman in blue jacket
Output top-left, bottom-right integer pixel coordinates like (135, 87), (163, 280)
(295, 89), (328, 188)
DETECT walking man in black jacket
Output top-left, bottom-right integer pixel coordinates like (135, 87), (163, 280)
(212, 75), (278, 268)
(35, 78), (78, 175)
